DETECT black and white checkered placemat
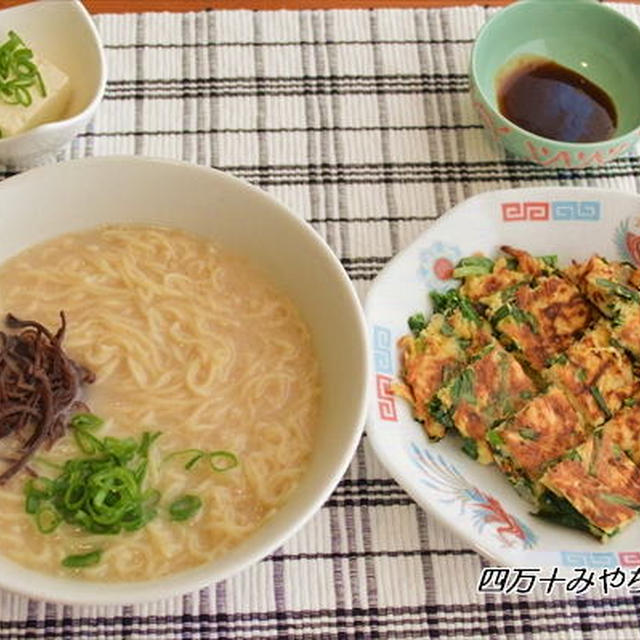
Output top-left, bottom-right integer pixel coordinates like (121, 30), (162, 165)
(2, 4), (640, 639)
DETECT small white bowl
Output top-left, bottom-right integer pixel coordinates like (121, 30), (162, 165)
(0, 0), (106, 166)
(0, 156), (369, 604)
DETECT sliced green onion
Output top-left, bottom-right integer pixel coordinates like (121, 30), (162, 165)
(25, 492), (40, 515)
(138, 431), (162, 458)
(102, 436), (138, 463)
(185, 452), (205, 470)
(208, 451), (239, 472)
(36, 505), (61, 534)
(62, 550), (102, 568)
(0, 31), (47, 108)
(70, 413), (104, 431)
(73, 428), (104, 455)
(26, 476), (54, 498)
(24, 418), (166, 555)
(165, 448), (239, 473)
(169, 494), (202, 522)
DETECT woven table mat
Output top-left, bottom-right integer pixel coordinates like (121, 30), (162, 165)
(2, 4), (640, 639)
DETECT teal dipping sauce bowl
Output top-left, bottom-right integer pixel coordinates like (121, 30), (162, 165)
(470, 0), (640, 169)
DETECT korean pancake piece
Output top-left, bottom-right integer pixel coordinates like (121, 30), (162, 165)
(431, 342), (537, 464)
(455, 245), (556, 306)
(539, 428), (640, 540)
(545, 322), (637, 427)
(565, 254), (640, 317)
(396, 291), (492, 439)
(566, 255), (640, 360)
(488, 386), (587, 503)
(488, 275), (593, 371)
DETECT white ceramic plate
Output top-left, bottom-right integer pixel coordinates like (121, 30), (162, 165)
(365, 186), (640, 571)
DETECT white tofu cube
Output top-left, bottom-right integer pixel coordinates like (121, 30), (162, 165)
(0, 54), (71, 138)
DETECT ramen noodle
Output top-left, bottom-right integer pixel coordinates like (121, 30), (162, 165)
(0, 225), (321, 581)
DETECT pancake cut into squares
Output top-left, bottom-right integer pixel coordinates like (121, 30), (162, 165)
(430, 341), (537, 464)
(539, 427), (640, 540)
(545, 322), (637, 427)
(395, 290), (493, 439)
(488, 275), (593, 371)
(487, 386), (588, 503)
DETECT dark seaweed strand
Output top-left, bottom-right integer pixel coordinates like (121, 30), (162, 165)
(0, 312), (95, 483)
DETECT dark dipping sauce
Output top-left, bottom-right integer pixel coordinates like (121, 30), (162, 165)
(497, 56), (617, 143)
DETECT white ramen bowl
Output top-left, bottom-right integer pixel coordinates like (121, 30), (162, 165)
(0, 156), (369, 605)
(0, 0), (106, 165)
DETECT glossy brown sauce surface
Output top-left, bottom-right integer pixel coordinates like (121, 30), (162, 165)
(497, 57), (617, 143)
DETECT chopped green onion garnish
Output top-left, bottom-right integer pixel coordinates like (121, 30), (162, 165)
(0, 31), (47, 108)
(165, 448), (239, 473)
(208, 451), (239, 472)
(73, 428), (104, 455)
(169, 494), (202, 522)
(24, 421), (164, 546)
(70, 413), (104, 431)
(138, 431), (162, 458)
(36, 505), (61, 534)
(62, 550), (102, 569)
